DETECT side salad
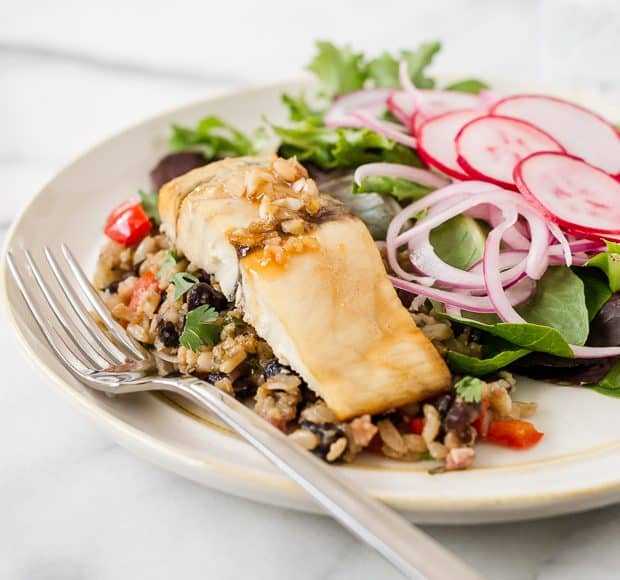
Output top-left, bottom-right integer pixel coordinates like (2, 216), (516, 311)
(131, 40), (620, 401)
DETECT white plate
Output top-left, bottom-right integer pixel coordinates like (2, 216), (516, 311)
(4, 80), (620, 524)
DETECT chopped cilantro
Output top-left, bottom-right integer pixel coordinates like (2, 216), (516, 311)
(157, 250), (177, 280)
(138, 190), (160, 225)
(179, 305), (221, 352)
(170, 272), (199, 301)
(454, 376), (484, 403)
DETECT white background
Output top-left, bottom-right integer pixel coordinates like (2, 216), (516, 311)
(2, 1), (620, 578)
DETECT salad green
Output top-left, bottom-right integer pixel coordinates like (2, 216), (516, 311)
(149, 39), (619, 398)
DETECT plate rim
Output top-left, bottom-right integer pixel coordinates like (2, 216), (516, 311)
(4, 78), (620, 522)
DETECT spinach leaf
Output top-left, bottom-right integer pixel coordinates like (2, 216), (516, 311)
(179, 305), (221, 351)
(274, 123), (422, 170)
(170, 115), (266, 160)
(138, 190), (160, 225)
(447, 347), (530, 376)
(429, 215), (487, 270)
(586, 240), (620, 292)
(516, 267), (589, 346)
(589, 294), (620, 347)
(574, 267), (612, 321)
(352, 175), (433, 201)
(440, 311), (575, 357)
(441, 268), (588, 356)
(590, 359), (620, 398)
(307, 41), (367, 98)
(443, 79), (490, 94)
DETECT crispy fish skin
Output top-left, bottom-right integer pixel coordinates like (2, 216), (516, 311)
(159, 156), (451, 420)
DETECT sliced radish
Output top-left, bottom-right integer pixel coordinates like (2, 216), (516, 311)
(410, 90), (486, 135)
(455, 115), (565, 189)
(417, 110), (482, 179)
(386, 91), (416, 127)
(491, 94), (620, 176)
(514, 152), (620, 239)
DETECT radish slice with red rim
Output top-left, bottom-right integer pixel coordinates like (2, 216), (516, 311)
(386, 91), (416, 126)
(491, 94), (620, 176)
(417, 110), (482, 179)
(455, 115), (565, 189)
(412, 90), (482, 121)
(513, 152), (620, 239)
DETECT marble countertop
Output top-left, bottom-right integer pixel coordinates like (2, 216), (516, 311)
(2, 2), (620, 578)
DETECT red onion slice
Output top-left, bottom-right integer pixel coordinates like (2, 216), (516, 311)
(349, 111), (416, 148)
(353, 162), (450, 190)
(482, 208), (527, 323)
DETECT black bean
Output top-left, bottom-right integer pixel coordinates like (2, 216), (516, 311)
(263, 359), (290, 379)
(299, 420), (347, 461)
(186, 282), (228, 312)
(433, 393), (454, 418)
(150, 151), (207, 191)
(396, 289), (414, 309)
(156, 320), (180, 348)
(104, 271), (133, 293)
(232, 375), (258, 399)
(444, 400), (478, 439)
(205, 371), (227, 384)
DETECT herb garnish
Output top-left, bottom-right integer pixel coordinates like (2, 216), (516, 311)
(179, 305), (221, 351)
(170, 272), (199, 301)
(138, 190), (160, 225)
(157, 250), (177, 280)
(454, 376), (483, 403)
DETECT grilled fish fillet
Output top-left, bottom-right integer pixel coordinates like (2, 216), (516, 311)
(159, 156), (450, 419)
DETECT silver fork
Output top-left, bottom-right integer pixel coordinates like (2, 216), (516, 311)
(6, 245), (481, 580)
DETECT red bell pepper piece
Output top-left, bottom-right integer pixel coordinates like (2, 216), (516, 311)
(486, 419), (543, 449)
(129, 271), (158, 311)
(104, 200), (152, 246)
(410, 417), (425, 435)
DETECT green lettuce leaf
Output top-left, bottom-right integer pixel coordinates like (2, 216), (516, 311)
(170, 115), (266, 160)
(399, 42), (441, 89)
(443, 79), (490, 94)
(586, 240), (620, 292)
(352, 175), (432, 201)
(274, 122), (422, 169)
(281, 93), (324, 124)
(307, 40), (441, 97)
(307, 41), (367, 98)
(365, 42), (441, 89)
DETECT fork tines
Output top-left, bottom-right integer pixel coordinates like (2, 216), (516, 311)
(7, 245), (148, 380)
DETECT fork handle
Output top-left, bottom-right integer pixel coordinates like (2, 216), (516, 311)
(160, 376), (481, 580)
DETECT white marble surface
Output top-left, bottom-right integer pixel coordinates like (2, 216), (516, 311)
(2, 1), (620, 578)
